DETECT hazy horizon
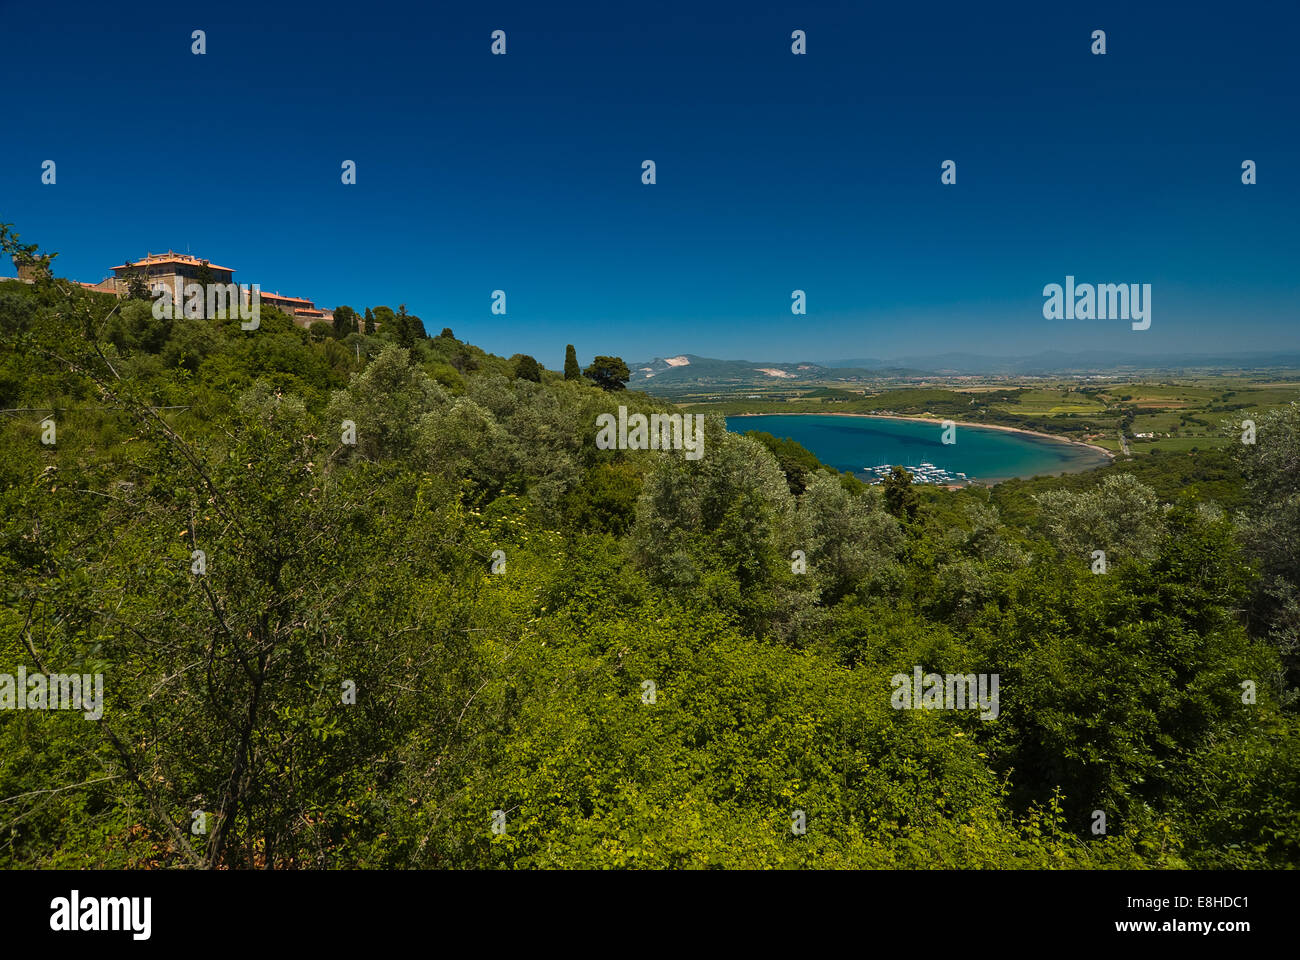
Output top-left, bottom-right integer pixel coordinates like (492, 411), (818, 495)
(4, 0), (1297, 369)
(629, 347), (1300, 367)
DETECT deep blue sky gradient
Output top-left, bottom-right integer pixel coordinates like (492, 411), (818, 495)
(3, 0), (1297, 368)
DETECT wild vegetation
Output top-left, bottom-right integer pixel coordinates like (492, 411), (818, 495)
(1, 228), (1297, 869)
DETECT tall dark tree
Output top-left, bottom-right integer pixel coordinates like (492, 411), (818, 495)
(439, 327), (455, 340)
(393, 304), (425, 348)
(372, 305), (397, 338)
(364, 307), (375, 335)
(564, 344), (580, 380)
(333, 305), (358, 338)
(408, 312), (427, 340)
(583, 355), (630, 392)
(882, 466), (919, 522)
(512, 354), (542, 382)
(124, 269), (150, 301)
(450, 350), (479, 374)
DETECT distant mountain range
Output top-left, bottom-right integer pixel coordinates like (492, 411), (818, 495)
(628, 351), (1300, 391)
(628, 354), (923, 388)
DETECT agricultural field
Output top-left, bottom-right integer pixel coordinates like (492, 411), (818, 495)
(985, 387), (1108, 417)
(689, 376), (1300, 462)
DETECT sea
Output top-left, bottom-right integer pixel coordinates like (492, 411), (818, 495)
(725, 414), (1110, 484)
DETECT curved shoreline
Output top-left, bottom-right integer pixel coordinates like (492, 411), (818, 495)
(726, 411), (1115, 481)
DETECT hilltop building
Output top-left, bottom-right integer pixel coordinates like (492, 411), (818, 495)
(5, 251), (333, 328)
(13, 258), (49, 283)
(109, 251), (235, 298)
(259, 291), (329, 324)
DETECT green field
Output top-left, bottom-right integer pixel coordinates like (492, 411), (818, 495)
(690, 376), (1300, 466)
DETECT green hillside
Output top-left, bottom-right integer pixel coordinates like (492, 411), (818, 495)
(2, 228), (1297, 869)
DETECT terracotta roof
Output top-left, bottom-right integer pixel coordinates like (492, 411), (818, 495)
(262, 292), (313, 304)
(111, 251), (235, 273)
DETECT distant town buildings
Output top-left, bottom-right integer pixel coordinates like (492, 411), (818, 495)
(5, 251), (335, 328)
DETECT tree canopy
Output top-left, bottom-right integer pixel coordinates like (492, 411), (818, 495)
(583, 355), (630, 391)
(0, 225), (1295, 870)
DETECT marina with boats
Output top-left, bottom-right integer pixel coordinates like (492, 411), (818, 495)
(864, 460), (971, 486)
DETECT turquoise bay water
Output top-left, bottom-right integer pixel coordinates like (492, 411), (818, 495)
(726, 414), (1110, 484)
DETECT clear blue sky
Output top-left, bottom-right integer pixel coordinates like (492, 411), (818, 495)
(3, 0), (1297, 369)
